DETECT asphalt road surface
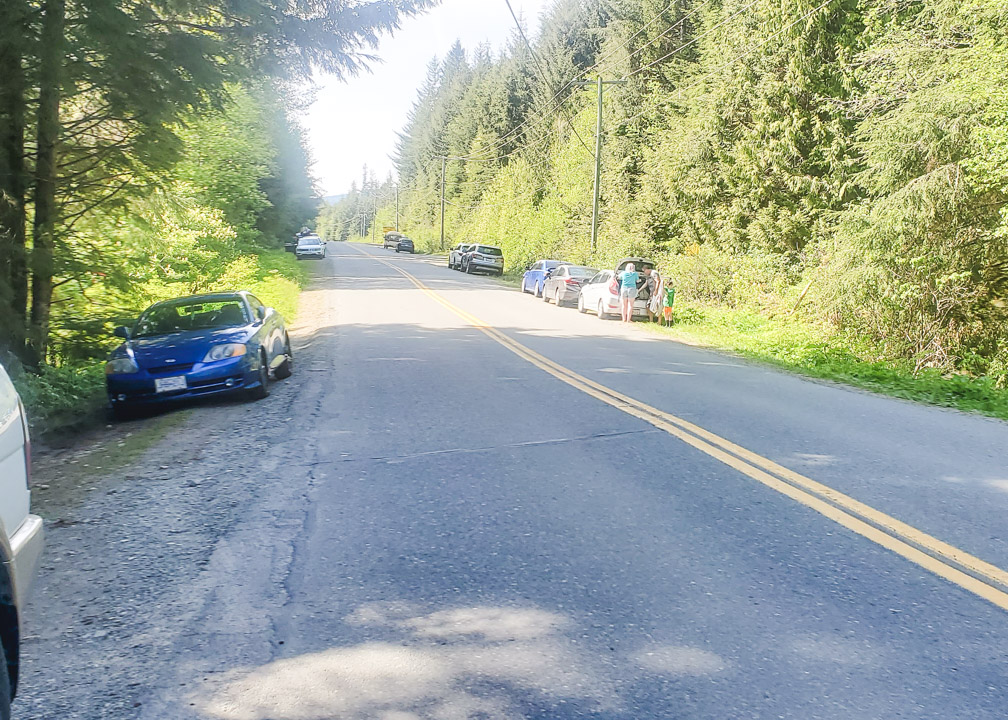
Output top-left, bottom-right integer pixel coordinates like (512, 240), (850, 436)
(15, 241), (1008, 719)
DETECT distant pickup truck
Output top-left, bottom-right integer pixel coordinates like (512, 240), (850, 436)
(0, 362), (45, 715)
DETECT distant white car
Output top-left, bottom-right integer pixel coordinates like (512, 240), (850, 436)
(295, 235), (326, 260)
(577, 269), (647, 319)
(0, 363), (44, 715)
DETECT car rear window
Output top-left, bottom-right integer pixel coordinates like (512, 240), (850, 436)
(298, 237), (321, 246)
(135, 300), (248, 337)
(477, 246), (502, 256)
(569, 266), (598, 279)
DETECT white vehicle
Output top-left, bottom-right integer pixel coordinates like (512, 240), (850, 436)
(0, 363), (44, 715)
(577, 269), (648, 319)
(295, 235), (326, 259)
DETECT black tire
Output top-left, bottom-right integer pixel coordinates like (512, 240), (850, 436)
(465, 262), (473, 274)
(535, 283), (542, 298)
(0, 640), (11, 720)
(542, 285), (551, 302)
(577, 294), (585, 313)
(597, 300), (607, 319)
(275, 337), (293, 380)
(247, 351), (269, 400)
(554, 287), (562, 306)
(109, 404), (136, 422)
(521, 278), (528, 294)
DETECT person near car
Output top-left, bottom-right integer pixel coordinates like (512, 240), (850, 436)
(663, 284), (676, 326)
(618, 263), (639, 322)
(648, 268), (664, 323)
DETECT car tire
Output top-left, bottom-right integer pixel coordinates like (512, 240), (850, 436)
(110, 404), (136, 422)
(521, 278), (528, 294)
(597, 300), (608, 319)
(542, 286), (551, 302)
(535, 283), (542, 298)
(275, 337), (293, 380)
(0, 640), (11, 720)
(577, 294), (585, 313)
(465, 262), (473, 274)
(554, 288), (562, 306)
(247, 351), (270, 400)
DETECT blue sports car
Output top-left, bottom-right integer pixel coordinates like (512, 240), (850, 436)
(105, 291), (292, 419)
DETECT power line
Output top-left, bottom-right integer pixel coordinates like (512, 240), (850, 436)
(623, 0), (762, 81)
(503, 0), (596, 159)
(619, 0), (839, 125)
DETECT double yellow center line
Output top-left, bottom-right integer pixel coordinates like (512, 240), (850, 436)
(356, 245), (1008, 612)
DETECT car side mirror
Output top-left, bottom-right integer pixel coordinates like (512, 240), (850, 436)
(256, 306), (267, 321)
(113, 325), (130, 339)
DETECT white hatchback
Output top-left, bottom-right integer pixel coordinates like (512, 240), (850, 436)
(0, 363), (45, 713)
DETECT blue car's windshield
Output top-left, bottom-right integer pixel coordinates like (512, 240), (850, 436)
(134, 300), (248, 338)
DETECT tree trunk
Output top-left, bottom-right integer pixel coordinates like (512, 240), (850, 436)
(0, 1), (29, 360)
(28, 0), (65, 364)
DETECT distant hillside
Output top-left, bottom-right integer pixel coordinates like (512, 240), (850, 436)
(323, 193), (346, 205)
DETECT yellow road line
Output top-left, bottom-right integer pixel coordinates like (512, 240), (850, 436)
(353, 244), (1008, 612)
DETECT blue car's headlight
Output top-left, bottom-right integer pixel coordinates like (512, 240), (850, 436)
(106, 357), (139, 375)
(203, 343), (247, 362)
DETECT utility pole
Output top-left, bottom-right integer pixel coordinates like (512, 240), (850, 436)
(577, 77), (626, 254)
(439, 157), (447, 249)
(395, 185), (400, 232)
(371, 193), (377, 244)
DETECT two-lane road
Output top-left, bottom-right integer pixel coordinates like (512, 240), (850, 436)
(19, 241), (1008, 719)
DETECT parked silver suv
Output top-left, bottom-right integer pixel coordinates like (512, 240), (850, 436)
(0, 363), (44, 716)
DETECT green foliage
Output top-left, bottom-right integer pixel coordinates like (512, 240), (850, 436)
(367, 0), (1008, 396)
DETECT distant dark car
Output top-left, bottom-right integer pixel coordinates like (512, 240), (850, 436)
(384, 232), (402, 250)
(542, 264), (599, 307)
(105, 291), (292, 419)
(462, 244), (504, 275)
(295, 235), (326, 259)
(522, 259), (564, 297)
(396, 236), (414, 253)
(449, 243), (473, 270)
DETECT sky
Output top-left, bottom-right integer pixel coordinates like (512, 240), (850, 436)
(303, 0), (552, 198)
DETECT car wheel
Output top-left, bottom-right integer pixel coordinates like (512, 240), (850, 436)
(466, 262), (473, 274)
(110, 404), (136, 422)
(535, 283), (542, 298)
(554, 288), (562, 306)
(275, 337), (293, 380)
(597, 300), (608, 319)
(0, 640), (11, 720)
(542, 286), (551, 302)
(247, 351), (269, 400)
(577, 294), (585, 313)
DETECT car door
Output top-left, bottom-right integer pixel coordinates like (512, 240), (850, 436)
(245, 294), (279, 364)
(525, 261), (540, 288)
(547, 266), (566, 298)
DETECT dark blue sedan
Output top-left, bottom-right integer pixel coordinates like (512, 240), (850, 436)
(521, 259), (564, 297)
(105, 291), (292, 419)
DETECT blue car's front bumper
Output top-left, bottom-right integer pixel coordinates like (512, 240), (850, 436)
(107, 355), (259, 408)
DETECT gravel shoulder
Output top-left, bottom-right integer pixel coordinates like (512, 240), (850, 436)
(13, 268), (338, 719)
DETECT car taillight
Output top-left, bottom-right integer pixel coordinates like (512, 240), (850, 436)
(565, 278), (579, 285)
(18, 400), (31, 487)
(609, 279), (619, 294)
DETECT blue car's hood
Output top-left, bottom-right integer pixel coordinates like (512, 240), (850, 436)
(118, 327), (251, 368)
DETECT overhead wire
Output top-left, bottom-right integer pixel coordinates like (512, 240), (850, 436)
(503, 0), (597, 160)
(618, 0), (839, 125)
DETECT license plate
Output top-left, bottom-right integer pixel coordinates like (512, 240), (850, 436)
(155, 376), (187, 393)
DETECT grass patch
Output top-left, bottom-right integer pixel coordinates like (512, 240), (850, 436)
(652, 302), (1008, 420)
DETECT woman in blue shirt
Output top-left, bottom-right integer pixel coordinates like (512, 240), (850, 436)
(618, 263), (639, 322)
